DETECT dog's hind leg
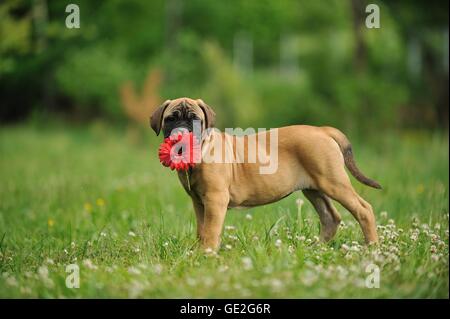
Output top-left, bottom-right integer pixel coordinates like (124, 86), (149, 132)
(302, 189), (342, 242)
(315, 171), (379, 244)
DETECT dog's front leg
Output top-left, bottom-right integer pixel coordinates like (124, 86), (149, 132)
(192, 200), (204, 240)
(201, 192), (229, 251)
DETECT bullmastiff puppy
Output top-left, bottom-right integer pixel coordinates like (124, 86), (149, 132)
(150, 97), (381, 251)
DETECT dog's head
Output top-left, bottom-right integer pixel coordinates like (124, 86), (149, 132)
(150, 98), (216, 138)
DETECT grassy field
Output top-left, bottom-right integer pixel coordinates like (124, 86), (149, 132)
(0, 123), (448, 298)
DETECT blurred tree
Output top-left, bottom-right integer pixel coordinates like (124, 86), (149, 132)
(381, 0), (449, 128)
(120, 68), (162, 126)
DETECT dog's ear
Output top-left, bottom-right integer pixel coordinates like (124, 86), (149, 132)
(196, 99), (216, 128)
(150, 100), (171, 135)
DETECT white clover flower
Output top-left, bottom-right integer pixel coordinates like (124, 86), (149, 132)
(38, 265), (49, 278)
(275, 239), (282, 247)
(241, 257), (253, 270)
(233, 283), (243, 290)
(430, 245), (437, 253)
(134, 247), (140, 253)
(431, 254), (440, 262)
(100, 231), (107, 237)
(37, 265), (54, 288)
(225, 244), (232, 250)
(336, 266), (349, 280)
(105, 267), (114, 273)
(186, 277), (197, 286)
(270, 279), (284, 291)
(185, 250), (194, 256)
(5, 276), (18, 287)
(252, 236), (259, 241)
(127, 280), (144, 298)
(82, 259), (97, 270)
(20, 287), (32, 294)
(296, 198), (304, 206)
(263, 265), (274, 274)
(305, 238), (312, 244)
(380, 211), (388, 219)
(225, 225), (236, 231)
(163, 242), (169, 247)
(341, 244), (350, 252)
(204, 248), (218, 257)
(389, 246), (399, 254)
(218, 265), (229, 273)
(128, 267), (141, 275)
(297, 235), (306, 241)
(128, 231), (136, 237)
(245, 214), (252, 220)
(138, 263), (148, 270)
(45, 258), (54, 265)
(430, 234), (438, 242)
(350, 245), (360, 252)
(301, 270), (318, 286)
(153, 264), (163, 274)
(353, 278), (366, 288)
(204, 277), (214, 287)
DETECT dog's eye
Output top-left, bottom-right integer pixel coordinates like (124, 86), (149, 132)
(165, 115), (176, 122)
(188, 113), (199, 120)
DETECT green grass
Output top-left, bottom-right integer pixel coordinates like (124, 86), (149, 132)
(0, 123), (448, 298)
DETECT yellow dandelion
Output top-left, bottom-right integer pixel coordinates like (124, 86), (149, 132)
(416, 184), (425, 194)
(84, 202), (93, 213)
(47, 218), (55, 228)
(96, 198), (105, 207)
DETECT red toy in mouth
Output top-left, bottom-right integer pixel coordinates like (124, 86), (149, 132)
(158, 131), (199, 171)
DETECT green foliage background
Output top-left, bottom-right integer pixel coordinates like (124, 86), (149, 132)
(1, 0), (448, 131)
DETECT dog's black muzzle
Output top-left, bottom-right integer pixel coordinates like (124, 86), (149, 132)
(163, 121), (193, 138)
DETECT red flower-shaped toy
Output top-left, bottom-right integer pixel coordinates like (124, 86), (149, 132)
(158, 131), (199, 171)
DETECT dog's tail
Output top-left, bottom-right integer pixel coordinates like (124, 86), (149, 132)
(322, 126), (382, 189)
